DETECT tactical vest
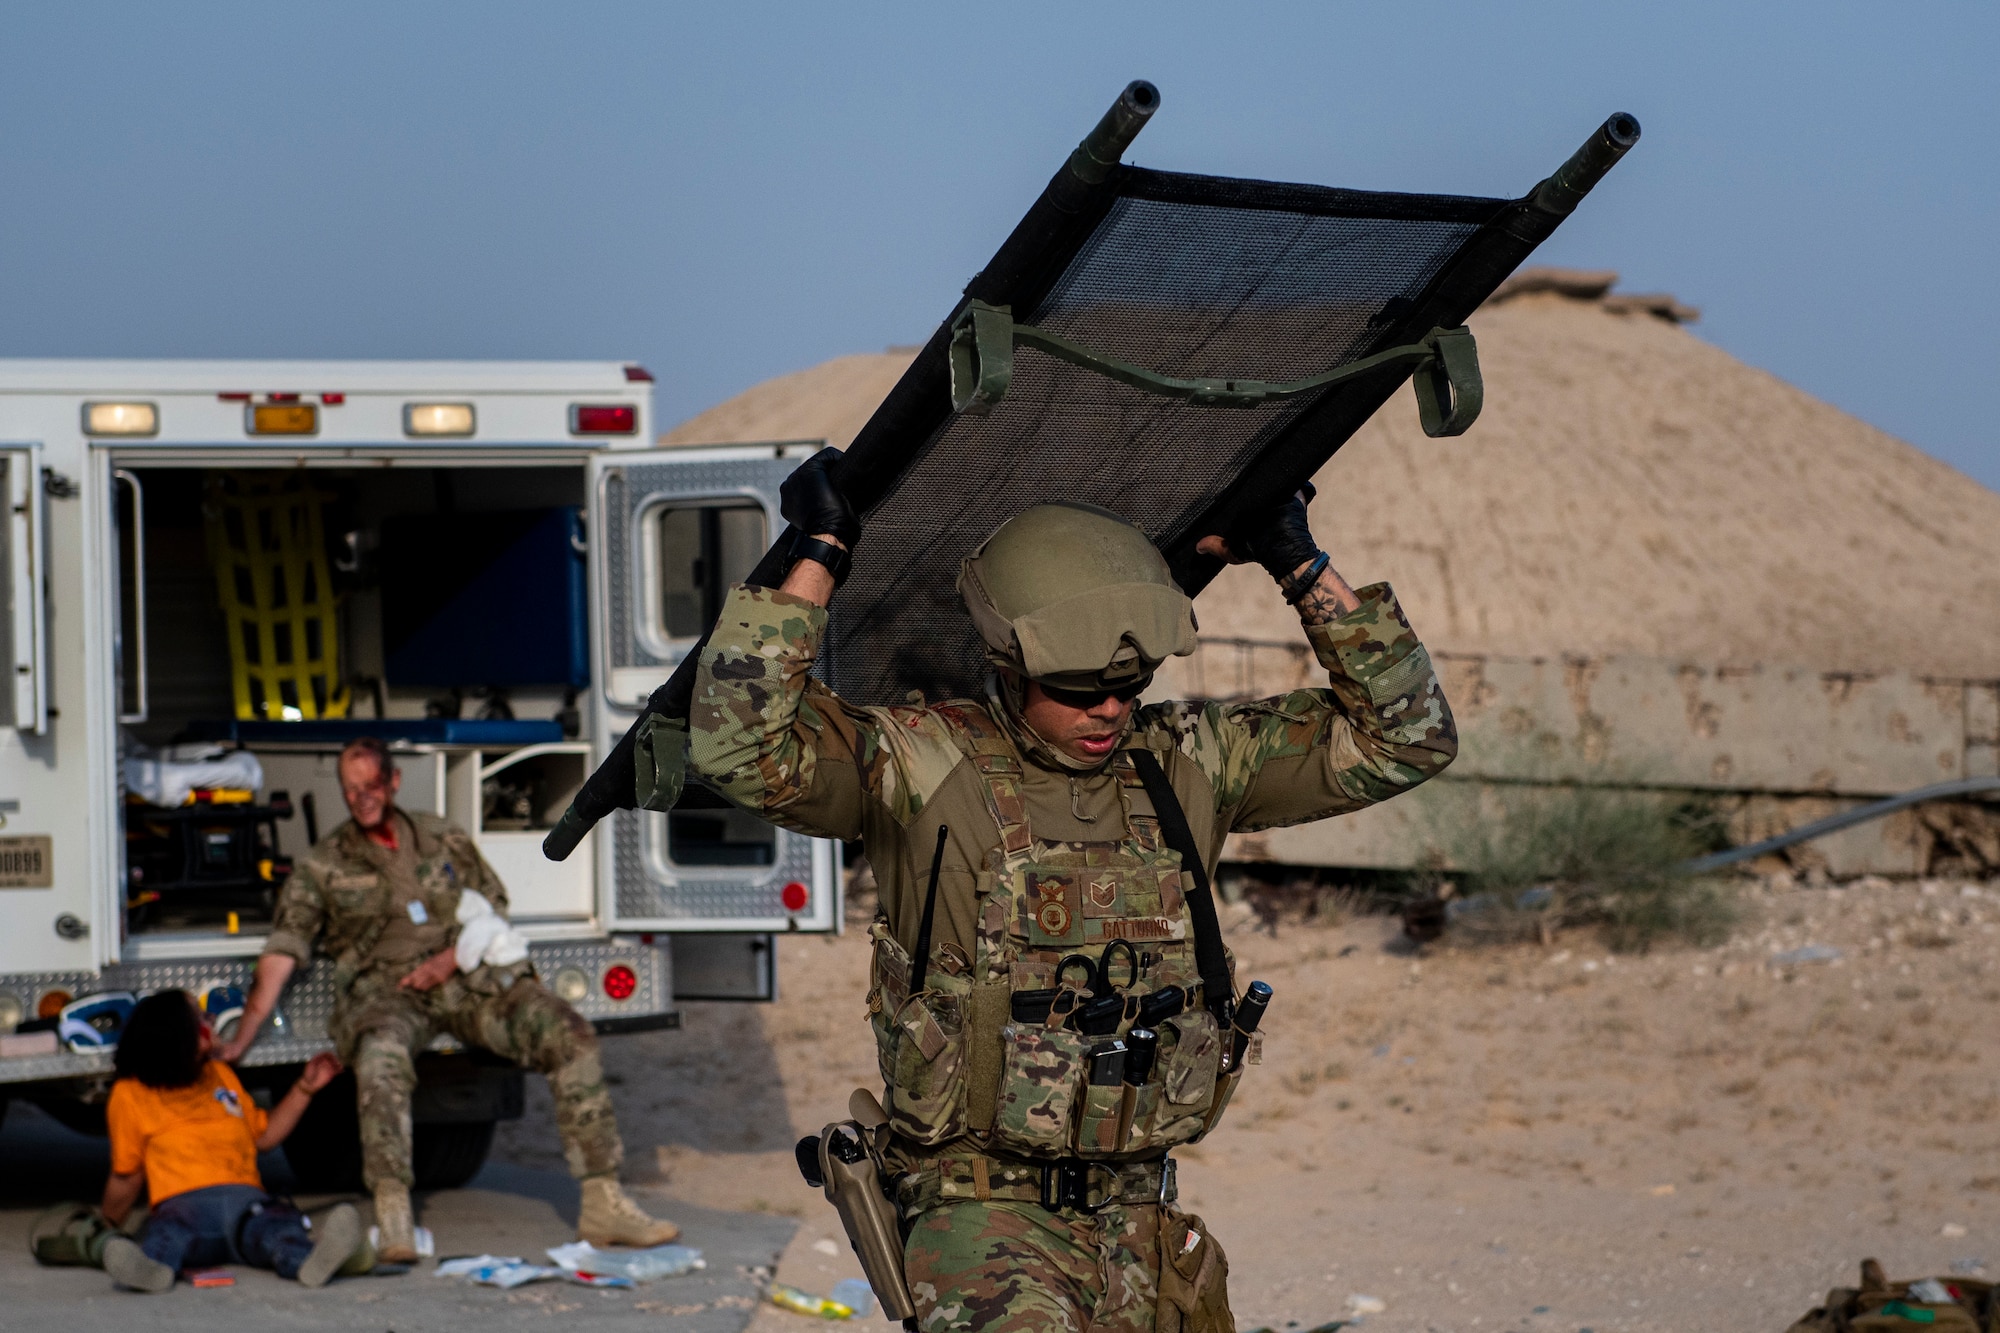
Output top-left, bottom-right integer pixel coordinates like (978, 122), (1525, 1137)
(866, 707), (1246, 1163)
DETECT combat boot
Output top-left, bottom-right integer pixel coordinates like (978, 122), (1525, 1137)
(297, 1202), (364, 1288)
(577, 1176), (680, 1247)
(372, 1180), (419, 1263)
(102, 1235), (175, 1293)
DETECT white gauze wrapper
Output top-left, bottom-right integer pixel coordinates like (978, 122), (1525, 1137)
(454, 889), (530, 971)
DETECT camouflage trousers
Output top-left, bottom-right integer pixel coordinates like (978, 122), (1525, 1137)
(905, 1200), (1164, 1333)
(335, 965), (623, 1191)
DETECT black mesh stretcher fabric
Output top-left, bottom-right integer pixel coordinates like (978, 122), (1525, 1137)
(825, 168), (1508, 707)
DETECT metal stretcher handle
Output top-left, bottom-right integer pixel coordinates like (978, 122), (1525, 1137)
(1531, 111), (1641, 217)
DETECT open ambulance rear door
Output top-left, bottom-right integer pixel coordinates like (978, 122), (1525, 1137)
(590, 445), (839, 995)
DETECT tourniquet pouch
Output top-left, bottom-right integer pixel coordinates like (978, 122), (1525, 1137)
(990, 1021), (1089, 1153)
(870, 925), (971, 1144)
(1156, 1207), (1235, 1333)
(1140, 1010), (1224, 1148)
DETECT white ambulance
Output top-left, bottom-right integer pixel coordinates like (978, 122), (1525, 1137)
(0, 361), (836, 1188)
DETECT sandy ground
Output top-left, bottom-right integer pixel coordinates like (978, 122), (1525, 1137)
(491, 871), (2000, 1332)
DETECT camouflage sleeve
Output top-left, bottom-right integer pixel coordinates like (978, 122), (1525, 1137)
(263, 860), (327, 965)
(689, 584), (890, 840)
(1152, 582), (1456, 833)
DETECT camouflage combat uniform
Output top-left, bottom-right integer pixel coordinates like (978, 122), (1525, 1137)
(691, 581), (1455, 1333)
(263, 808), (622, 1190)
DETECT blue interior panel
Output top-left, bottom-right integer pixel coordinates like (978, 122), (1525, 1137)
(382, 507), (588, 689)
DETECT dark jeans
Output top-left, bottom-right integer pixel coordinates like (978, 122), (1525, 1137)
(139, 1184), (314, 1280)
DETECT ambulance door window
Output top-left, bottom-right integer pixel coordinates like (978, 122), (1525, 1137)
(666, 785), (778, 868)
(653, 500), (765, 641)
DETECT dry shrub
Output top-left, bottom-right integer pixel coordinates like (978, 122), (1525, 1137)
(1220, 865), (1381, 935)
(1437, 775), (1740, 952)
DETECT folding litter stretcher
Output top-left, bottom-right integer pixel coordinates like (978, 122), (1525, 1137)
(547, 81), (1639, 859)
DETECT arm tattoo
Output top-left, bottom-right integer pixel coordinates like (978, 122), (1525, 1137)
(1294, 567), (1361, 627)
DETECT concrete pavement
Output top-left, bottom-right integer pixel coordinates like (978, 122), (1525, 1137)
(0, 1099), (795, 1332)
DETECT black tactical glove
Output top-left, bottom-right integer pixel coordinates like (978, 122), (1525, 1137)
(780, 446), (860, 587)
(1224, 481), (1322, 592)
(779, 447), (861, 549)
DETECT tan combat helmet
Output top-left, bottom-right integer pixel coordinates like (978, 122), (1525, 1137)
(957, 502), (1197, 692)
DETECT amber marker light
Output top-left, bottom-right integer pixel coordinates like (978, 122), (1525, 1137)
(82, 402), (158, 436)
(404, 403), (475, 437)
(247, 402), (318, 435)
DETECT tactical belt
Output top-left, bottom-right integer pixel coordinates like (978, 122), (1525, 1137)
(894, 1151), (1177, 1218)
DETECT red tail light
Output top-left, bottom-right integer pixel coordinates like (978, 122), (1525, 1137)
(571, 404), (636, 435)
(602, 964), (638, 1001)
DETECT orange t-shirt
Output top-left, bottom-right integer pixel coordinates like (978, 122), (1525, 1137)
(106, 1060), (269, 1205)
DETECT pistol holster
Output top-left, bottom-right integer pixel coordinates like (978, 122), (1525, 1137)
(795, 1091), (918, 1324)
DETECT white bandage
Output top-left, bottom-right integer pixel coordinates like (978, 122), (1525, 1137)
(454, 889), (531, 972)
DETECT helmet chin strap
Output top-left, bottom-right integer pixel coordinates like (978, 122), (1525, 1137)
(985, 669), (1131, 776)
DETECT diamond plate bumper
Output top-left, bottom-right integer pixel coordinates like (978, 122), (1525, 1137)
(0, 938), (673, 1089)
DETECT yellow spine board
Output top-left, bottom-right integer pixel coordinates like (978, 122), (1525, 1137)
(203, 474), (349, 721)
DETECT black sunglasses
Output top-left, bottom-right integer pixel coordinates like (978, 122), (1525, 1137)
(1038, 680), (1147, 710)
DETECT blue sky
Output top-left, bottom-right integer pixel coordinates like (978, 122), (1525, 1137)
(1, 3), (1993, 488)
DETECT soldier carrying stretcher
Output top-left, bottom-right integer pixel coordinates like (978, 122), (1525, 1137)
(688, 448), (1457, 1332)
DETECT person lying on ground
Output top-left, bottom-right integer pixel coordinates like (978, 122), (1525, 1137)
(98, 988), (370, 1293)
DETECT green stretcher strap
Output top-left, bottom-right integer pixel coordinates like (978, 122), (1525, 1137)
(948, 299), (1483, 437)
